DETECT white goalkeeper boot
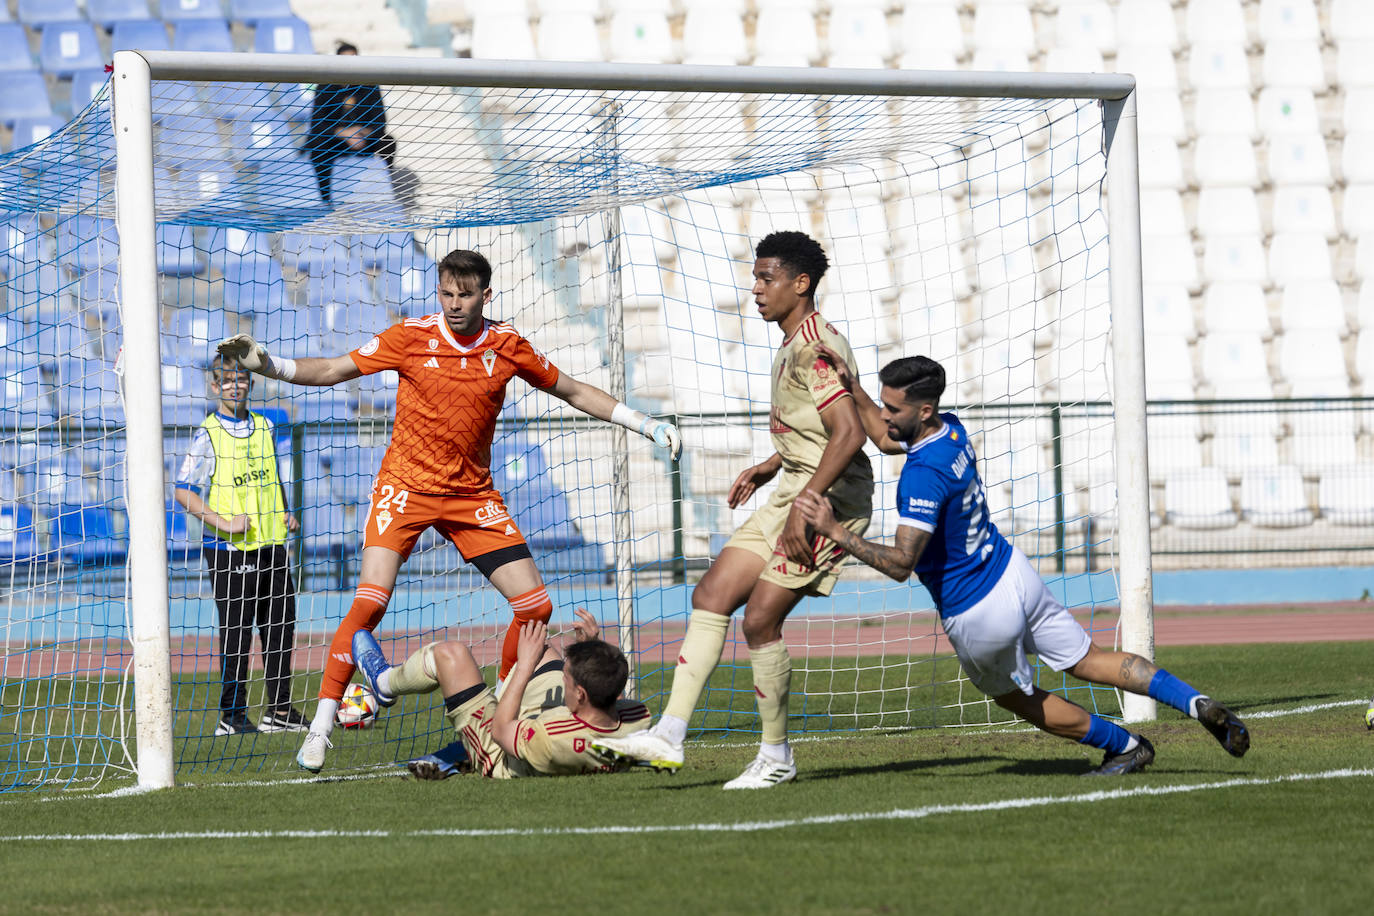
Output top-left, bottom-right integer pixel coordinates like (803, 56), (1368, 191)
(296, 731), (332, 774)
(723, 749), (796, 790)
(589, 725), (684, 773)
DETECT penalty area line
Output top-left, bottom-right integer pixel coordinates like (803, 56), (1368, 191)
(3, 767), (1370, 843)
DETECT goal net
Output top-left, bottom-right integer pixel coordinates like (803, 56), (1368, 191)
(0, 55), (1148, 791)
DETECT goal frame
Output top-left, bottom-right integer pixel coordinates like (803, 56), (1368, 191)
(110, 51), (1152, 790)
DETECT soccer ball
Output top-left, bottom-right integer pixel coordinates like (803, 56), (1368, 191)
(336, 683), (379, 729)
(1365, 705), (1374, 731)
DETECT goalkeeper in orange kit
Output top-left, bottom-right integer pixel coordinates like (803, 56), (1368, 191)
(218, 248), (680, 773)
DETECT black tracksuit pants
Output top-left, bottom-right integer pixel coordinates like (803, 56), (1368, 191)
(206, 544), (297, 716)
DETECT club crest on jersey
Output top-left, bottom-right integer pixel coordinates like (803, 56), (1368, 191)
(360, 336), (380, 356)
(573, 738), (586, 753)
(375, 508), (393, 534)
(481, 349), (497, 376)
(428, 339), (438, 350)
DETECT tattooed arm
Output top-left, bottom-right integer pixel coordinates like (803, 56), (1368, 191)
(796, 490), (931, 582)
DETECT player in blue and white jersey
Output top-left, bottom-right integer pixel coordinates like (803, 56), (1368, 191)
(796, 350), (1250, 775)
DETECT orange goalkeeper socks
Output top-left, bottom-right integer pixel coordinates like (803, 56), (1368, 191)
(319, 583), (391, 702)
(498, 586), (553, 680)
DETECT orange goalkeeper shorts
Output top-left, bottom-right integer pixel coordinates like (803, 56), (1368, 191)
(362, 479), (528, 562)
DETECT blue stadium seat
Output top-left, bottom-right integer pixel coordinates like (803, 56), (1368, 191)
(327, 445), (386, 507)
(29, 449), (87, 509)
(355, 232), (417, 271)
(70, 68), (111, 113)
(19, 0), (82, 25)
(162, 0), (228, 22)
(231, 0), (294, 25)
(305, 264), (374, 309)
(168, 306), (231, 365)
(491, 438), (585, 550)
(222, 258), (287, 315)
(111, 18), (171, 52)
(39, 23), (103, 76)
(151, 81), (203, 123)
(173, 19), (233, 54)
(0, 24), (36, 72)
(165, 497), (198, 561)
(89, 0), (154, 27)
(253, 16), (314, 54)
(35, 314), (97, 364)
(353, 371), (397, 413)
(10, 115), (65, 149)
(54, 502), (127, 567)
(254, 302), (311, 357)
(281, 232), (348, 275)
(381, 253), (439, 317)
(241, 153), (326, 217)
(76, 268), (120, 322)
(202, 226), (272, 272)
(52, 359), (126, 427)
(161, 362), (211, 426)
(157, 223), (203, 276)
(300, 475), (351, 558)
(234, 116), (300, 163)
(58, 216), (119, 273)
(293, 385), (353, 424)
(0, 71), (53, 126)
(206, 81), (276, 119)
(0, 366), (55, 430)
(0, 503), (38, 564)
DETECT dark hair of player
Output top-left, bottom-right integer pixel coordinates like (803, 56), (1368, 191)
(755, 231), (829, 298)
(207, 353), (252, 387)
(564, 639), (630, 710)
(879, 356), (946, 408)
(438, 249), (493, 291)
(336, 41), (359, 55)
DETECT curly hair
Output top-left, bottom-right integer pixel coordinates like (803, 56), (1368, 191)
(755, 230), (829, 298)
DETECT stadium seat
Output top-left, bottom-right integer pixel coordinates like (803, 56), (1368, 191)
(896, 1), (963, 60)
(1143, 284), (1196, 338)
(1136, 89), (1186, 142)
(1357, 281), (1374, 329)
(1044, 46), (1104, 74)
(972, 3), (1035, 54)
(752, 5), (819, 67)
(1052, 2), (1114, 52)
(89, 0), (154, 27)
(0, 71), (53, 126)
(1164, 468), (1237, 529)
(330, 156), (398, 211)
(234, 116), (300, 163)
(1268, 133), (1332, 186)
(1196, 188), (1261, 238)
(161, 362), (210, 426)
(253, 16), (314, 54)
(53, 500), (128, 567)
(19, 0), (81, 25)
(607, 8), (673, 64)
(156, 224), (203, 277)
(35, 315), (97, 364)
(381, 257), (439, 318)
(39, 23), (103, 77)
(317, 300), (390, 350)
(1141, 234), (1199, 289)
(1143, 334), (1195, 401)
(222, 259), (287, 315)
(1193, 134), (1259, 188)
(1188, 43), (1251, 90)
(492, 437), (587, 549)
(1263, 41), (1327, 92)
(1278, 280), (1348, 334)
(280, 232), (345, 276)
(1268, 232), (1333, 285)
(1202, 234), (1266, 285)
(305, 265), (374, 310)
(1343, 133), (1374, 185)
(1318, 464), (1374, 525)
(0, 24), (35, 72)
(111, 19), (172, 53)
(1192, 88), (1256, 139)
(1240, 465), (1313, 528)
(536, 11), (602, 62)
(1337, 40), (1374, 89)
(255, 303), (311, 358)
(173, 19), (234, 54)
(1334, 0), (1374, 38)
(1140, 189), (1186, 237)
(165, 496), (198, 561)
(1260, 0), (1320, 42)
(471, 11), (536, 60)
(0, 502), (37, 563)
(1200, 331), (1273, 398)
(70, 69), (111, 113)
(1212, 412), (1281, 476)
(52, 359), (126, 427)
(1272, 185), (1337, 240)
(203, 226), (272, 273)
(1116, 0), (1177, 50)
(56, 216), (116, 274)
(1289, 412), (1358, 476)
(1186, 0), (1247, 41)
(1137, 136), (1184, 189)
(1, 366), (54, 429)
(231, 0), (294, 24)
(1279, 329), (1350, 398)
(828, 3), (891, 63)
(10, 115), (64, 148)
(168, 307), (231, 366)
(1202, 282), (1270, 335)
(1149, 413), (1204, 478)
(1257, 88), (1320, 138)
(76, 269), (120, 325)
(1114, 45), (1177, 89)
(162, 0), (225, 21)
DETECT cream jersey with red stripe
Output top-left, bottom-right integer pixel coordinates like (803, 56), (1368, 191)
(500, 699), (651, 779)
(767, 311), (874, 518)
(349, 316), (560, 495)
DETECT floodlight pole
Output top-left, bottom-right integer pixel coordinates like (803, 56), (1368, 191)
(111, 51), (175, 788)
(1103, 89), (1157, 724)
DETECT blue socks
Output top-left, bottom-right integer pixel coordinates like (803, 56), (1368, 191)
(1080, 714), (1136, 754)
(1147, 670), (1202, 718)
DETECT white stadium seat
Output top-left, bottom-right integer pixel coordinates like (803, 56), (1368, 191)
(753, 6), (819, 66)
(536, 12), (600, 61)
(1188, 42), (1251, 90)
(1150, 414), (1205, 478)
(1138, 136), (1185, 189)
(1332, 0), (1374, 40)
(1289, 413), (1359, 476)
(1342, 185), (1374, 237)
(1262, 41), (1327, 92)
(828, 3), (891, 61)
(682, 8), (747, 64)
(1256, 88), (1320, 136)
(1271, 185), (1337, 240)
(471, 11), (535, 60)
(973, 4), (1035, 54)
(897, 1), (964, 57)
(1113, 45), (1177, 89)
(1337, 40), (1374, 88)
(970, 48), (1030, 73)
(1360, 331), (1374, 395)
(1045, 46), (1104, 74)
(1202, 282), (1270, 335)
(1142, 234), (1199, 289)
(1357, 235), (1374, 282)
(608, 9), (672, 64)
(1267, 132), (1333, 186)
(1203, 234), (1267, 285)
(1357, 281), (1374, 328)
(1192, 89), (1256, 139)
(1212, 412), (1281, 475)
(1196, 188), (1262, 238)
(1143, 334), (1195, 401)
(1193, 134), (1259, 188)
(1137, 89), (1187, 141)
(1143, 284), (1197, 338)
(1201, 331), (1273, 398)
(1240, 465), (1313, 527)
(1279, 329), (1350, 398)
(1053, 1), (1115, 52)
(1140, 189), (1187, 237)
(1278, 280), (1348, 334)
(1165, 468), (1237, 529)
(1116, 1), (1177, 51)
(1318, 464), (1374, 526)
(1187, 0), (1247, 42)
(1342, 133), (1374, 185)
(1258, 0), (1321, 43)
(1344, 88), (1374, 133)
(1268, 232), (1333, 285)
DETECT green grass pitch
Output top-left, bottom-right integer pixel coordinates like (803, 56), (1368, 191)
(2, 640), (1373, 915)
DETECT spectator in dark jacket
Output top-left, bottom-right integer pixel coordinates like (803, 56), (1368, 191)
(306, 42), (398, 206)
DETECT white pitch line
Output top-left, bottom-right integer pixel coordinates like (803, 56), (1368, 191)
(1245, 699), (1364, 719)
(3, 767), (1370, 843)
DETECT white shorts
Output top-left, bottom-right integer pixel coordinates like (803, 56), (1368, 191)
(939, 546), (1092, 698)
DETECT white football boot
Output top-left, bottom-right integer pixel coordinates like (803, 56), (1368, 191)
(295, 731), (333, 774)
(589, 727), (684, 773)
(722, 751), (796, 790)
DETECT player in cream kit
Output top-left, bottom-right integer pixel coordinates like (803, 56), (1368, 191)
(795, 350), (1250, 775)
(593, 231), (873, 789)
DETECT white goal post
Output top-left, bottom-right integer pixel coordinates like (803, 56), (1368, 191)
(105, 51), (1154, 791)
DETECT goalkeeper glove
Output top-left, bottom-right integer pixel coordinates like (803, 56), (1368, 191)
(645, 418), (682, 461)
(216, 334), (296, 381)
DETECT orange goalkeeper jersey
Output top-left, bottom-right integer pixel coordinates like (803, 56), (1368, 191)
(349, 315), (561, 495)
